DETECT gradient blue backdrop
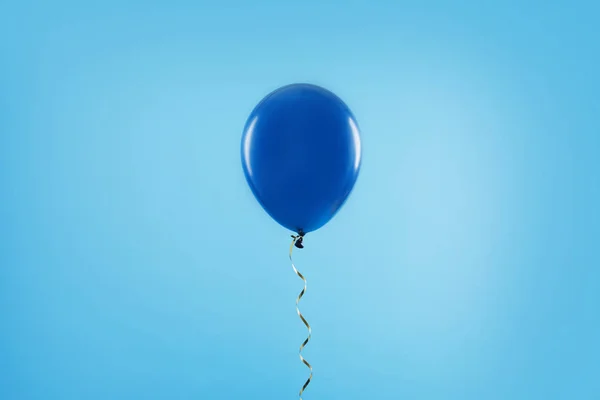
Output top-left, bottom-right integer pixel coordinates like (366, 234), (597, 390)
(1, 1), (599, 399)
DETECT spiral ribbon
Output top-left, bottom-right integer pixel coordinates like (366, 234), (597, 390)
(289, 234), (312, 399)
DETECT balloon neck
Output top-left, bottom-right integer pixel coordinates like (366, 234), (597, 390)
(292, 231), (305, 249)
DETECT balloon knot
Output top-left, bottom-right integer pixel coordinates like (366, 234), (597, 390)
(292, 231), (305, 249)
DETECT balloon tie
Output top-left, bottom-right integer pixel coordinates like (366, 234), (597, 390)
(290, 233), (312, 399)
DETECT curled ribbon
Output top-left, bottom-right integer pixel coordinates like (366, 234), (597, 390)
(290, 234), (312, 399)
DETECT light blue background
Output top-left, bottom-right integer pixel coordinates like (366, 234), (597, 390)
(1, 1), (599, 399)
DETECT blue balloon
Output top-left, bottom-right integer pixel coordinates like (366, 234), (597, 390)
(241, 83), (362, 234)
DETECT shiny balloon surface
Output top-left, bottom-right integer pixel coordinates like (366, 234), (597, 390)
(241, 83), (361, 233)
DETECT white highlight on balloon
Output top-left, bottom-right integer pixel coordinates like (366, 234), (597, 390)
(349, 117), (362, 170)
(243, 116), (259, 176)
